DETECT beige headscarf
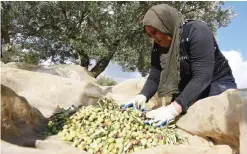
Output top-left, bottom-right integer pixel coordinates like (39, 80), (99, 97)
(143, 4), (184, 101)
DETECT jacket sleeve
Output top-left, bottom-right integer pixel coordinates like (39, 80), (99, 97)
(139, 66), (161, 101)
(139, 44), (162, 101)
(175, 21), (215, 113)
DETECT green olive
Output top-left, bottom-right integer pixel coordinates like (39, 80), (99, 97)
(107, 138), (115, 143)
(140, 138), (148, 146)
(77, 144), (83, 149)
(148, 138), (153, 143)
(96, 138), (102, 144)
(50, 103), (186, 153)
(87, 149), (94, 154)
(146, 143), (152, 148)
(108, 143), (115, 151)
(86, 138), (93, 144)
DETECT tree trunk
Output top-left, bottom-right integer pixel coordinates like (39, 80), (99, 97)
(1, 28), (10, 44)
(80, 54), (90, 69)
(1, 2), (11, 44)
(78, 51), (90, 69)
(90, 53), (114, 78)
(90, 39), (119, 77)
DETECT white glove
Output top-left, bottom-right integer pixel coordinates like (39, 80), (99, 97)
(145, 103), (179, 127)
(121, 94), (147, 111)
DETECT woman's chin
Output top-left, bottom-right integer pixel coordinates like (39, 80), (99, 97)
(160, 44), (170, 48)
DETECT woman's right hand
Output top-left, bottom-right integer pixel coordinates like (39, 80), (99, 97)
(121, 94), (147, 111)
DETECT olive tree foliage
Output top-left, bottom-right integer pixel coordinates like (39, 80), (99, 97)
(1, 1), (235, 77)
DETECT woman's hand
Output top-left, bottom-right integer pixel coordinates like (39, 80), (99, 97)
(145, 101), (182, 127)
(172, 101), (182, 114)
(120, 94), (147, 111)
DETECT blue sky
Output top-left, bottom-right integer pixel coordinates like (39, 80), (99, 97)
(217, 1), (247, 59)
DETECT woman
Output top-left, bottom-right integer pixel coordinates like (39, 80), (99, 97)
(121, 4), (237, 127)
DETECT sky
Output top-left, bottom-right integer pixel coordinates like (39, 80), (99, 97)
(217, 1), (247, 59)
(98, 1), (247, 88)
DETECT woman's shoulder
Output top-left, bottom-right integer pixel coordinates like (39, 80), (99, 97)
(183, 20), (211, 33)
(182, 20), (213, 40)
(183, 20), (208, 27)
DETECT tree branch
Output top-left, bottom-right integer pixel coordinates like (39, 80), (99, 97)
(90, 38), (119, 77)
(180, 1), (187, 12)
(182, 3), (208, 15)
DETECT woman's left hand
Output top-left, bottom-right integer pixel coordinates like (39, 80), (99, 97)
(145, 101), (182, 127)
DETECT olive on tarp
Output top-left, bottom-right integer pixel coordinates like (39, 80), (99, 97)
(45, 99), (186, 154)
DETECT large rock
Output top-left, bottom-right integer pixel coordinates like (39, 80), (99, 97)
(1, 84), (47, 146)
(105, 78), (169, 110)
(43, 64), (97, 83)
(177, 129), (212, 147)
(1, 61), (5, 66)
(3, 62), (97, 83)
(1, 67), (107, 117)
(132, 145), (233, 154)
(177, 89), (247, 154)
(3, 62), (42, 71)
(107, 78), (147, 103)
(1, 134), (89, 154)
(1, 70), (98, 153)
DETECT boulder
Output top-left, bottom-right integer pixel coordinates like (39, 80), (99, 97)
(42, 64), (97, 83)
(1, 61), (5, 66)
(3, 62), (42, 71)
(132, 145), (233, 154)
(107, 78), (147, 103)
(177, 89), (247, 154)
(1, 139), (89, 154)
(3, 62), (97, 83)
(1, 84), (47, 146)
(177, 129), (212, 147)
(105, 78), (169, 110)
(1, 67), (107, 117)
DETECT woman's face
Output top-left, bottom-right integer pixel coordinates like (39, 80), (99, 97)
(145, 25), (172, 48)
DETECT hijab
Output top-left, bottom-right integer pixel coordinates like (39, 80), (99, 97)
(142, 4), (184, 100)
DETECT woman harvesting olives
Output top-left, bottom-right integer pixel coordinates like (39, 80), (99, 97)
(121, 4), (237, 127)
